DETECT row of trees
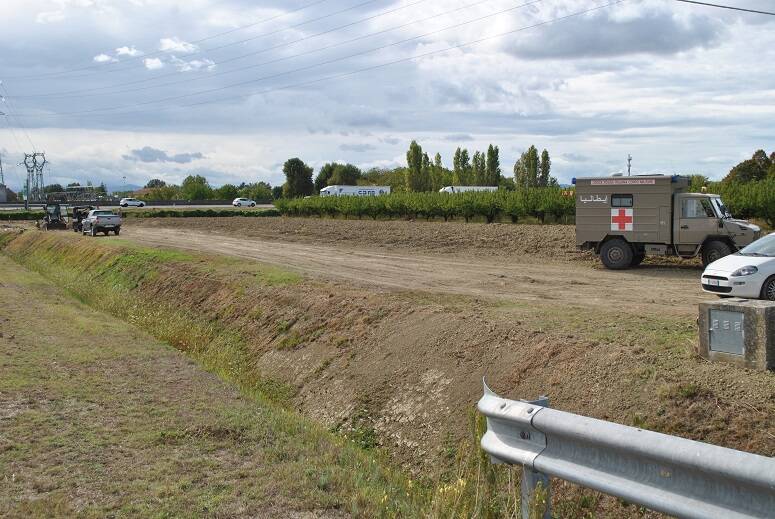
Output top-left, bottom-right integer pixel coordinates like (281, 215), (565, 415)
(275, 188), (575, 223)
(280, 141), (558, 198)
(142, 176), (277, 201)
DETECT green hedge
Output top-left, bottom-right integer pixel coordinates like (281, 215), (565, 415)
(124, 208), (280, 218)
(0, 211), (42, 221)
(274, 189), (575, 223)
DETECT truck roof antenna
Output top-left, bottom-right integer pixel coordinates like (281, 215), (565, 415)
(627, 154), (632, 176)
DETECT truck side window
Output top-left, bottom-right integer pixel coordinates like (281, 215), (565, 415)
(611, 195), (633, 208)
(682, 198), (716, 218)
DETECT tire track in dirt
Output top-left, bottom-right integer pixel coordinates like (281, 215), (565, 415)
(126, 227), (706, 317)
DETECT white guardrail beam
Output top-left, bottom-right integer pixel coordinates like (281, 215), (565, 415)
(478, 381), (775, 519)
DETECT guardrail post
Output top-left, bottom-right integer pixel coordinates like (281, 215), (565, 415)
(521, 396), (550, 519)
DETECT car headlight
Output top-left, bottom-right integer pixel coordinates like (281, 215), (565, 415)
(731, 265), (758, 277)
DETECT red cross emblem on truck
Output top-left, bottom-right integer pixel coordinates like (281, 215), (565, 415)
(611, 208), (633, 231)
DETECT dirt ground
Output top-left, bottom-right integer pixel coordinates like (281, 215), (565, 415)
(115, 219), (773, 458)
(5, 219), (773, 517)
(127, 218), (706, 318)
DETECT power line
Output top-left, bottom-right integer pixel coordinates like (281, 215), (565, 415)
(4, 0), (334, 81)
(14, 0), (502, 102)
(673, 0), (775, 16)
(0, 83), (37, 152)
(19, 0), (547, 117)
(12, 0), (440, 100)
(20, 0), (627, 120)
(7, 0), (388, 82)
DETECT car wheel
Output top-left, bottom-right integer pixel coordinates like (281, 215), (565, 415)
(760, 276), (775, 301)
(250, 203), (256, 207)
(701, 240), (732, 267)
(600, 239), (634, 270)
(139, 203), (144, 207)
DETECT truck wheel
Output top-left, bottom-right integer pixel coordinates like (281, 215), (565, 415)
(760, 276), (775, 301)
(701, 241), (732, 267)
(114, 228), (120, 236)
(600, 239), (634, 270)
(90, 227), (97, 237)
(631, 253), (645, 267)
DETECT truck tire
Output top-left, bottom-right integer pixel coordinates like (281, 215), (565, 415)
(631, 253), (645, 267)
(114, 228), (120, 236)
(90, 226), (97, 237)
(701, 240), (732, 267)
(600, 239), (634, 270)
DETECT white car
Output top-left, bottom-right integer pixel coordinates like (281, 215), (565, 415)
(119, 197), (145, 207)
(701, 233), (775, 300)
(232, 197), (256, 207)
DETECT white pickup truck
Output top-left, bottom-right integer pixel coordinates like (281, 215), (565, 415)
(81, 209), (122, 236)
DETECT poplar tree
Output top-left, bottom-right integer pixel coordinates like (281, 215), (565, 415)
(472, 151), (486, 185)
(486, 144), (501, 185)
(453, 148), (471, 185)
(405, 140), (424, 192)
(539, 149), (551, 187)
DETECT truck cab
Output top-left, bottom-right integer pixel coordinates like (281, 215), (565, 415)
(575, 175), (760, 269)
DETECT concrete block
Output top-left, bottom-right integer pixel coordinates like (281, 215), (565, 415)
(698, 298), (775, 371)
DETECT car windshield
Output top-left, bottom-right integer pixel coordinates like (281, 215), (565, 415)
(711, 197), (731, 218)
(739, 234), (775, 257)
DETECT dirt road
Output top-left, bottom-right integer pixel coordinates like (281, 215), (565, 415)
(126, 226), (706, 316)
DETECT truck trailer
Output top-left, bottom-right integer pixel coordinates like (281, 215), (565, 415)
(574, 174), (761, 269)
(320, 185), (391, 197)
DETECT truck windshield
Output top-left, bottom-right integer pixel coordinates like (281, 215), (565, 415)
(93, 211), (114, 216)
(711, 197), (731, 219)
(739, 234), (775, 257)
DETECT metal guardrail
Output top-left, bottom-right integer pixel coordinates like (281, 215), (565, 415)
(478, 382), (775, 519)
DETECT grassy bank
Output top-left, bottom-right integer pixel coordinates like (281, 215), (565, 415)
(0, 231), (531, 518)
(0, 255), (434, 517)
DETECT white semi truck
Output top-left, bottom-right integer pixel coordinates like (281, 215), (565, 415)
(439, 186), (498, 194)
(320, 185), (391, 197)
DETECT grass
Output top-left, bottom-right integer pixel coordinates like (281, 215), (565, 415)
(0, 231), (543, 518)
(0, 252), (433, 517)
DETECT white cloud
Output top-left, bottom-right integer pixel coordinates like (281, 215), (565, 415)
(36, 10), (66, 24)
(159, 37), (198, 53)
(93, 53), (117, 63)
(143, 58), (164, 70)
(170, 56), (216, 72)
(116, 46), (141, 57)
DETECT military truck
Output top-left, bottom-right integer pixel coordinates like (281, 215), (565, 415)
(574, 175), (761, 269)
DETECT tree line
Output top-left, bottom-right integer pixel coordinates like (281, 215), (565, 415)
(279, 141), (559, 198)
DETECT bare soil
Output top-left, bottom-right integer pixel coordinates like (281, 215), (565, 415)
(126, 220), (705, 318)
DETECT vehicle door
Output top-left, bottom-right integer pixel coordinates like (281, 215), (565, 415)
(677, 196), (720, 245)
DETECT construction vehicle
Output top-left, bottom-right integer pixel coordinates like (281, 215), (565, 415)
(38, 203), (69, 231)
(71, 206), (95, 233)
(574, 174), (761, 269)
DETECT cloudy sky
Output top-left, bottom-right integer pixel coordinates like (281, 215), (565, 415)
(0, 0), (773, 191)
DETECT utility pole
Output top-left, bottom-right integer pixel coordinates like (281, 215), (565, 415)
(22, 152), (46, 209)
(627, 154), (632, 176)
(0, 151), (4, 186)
